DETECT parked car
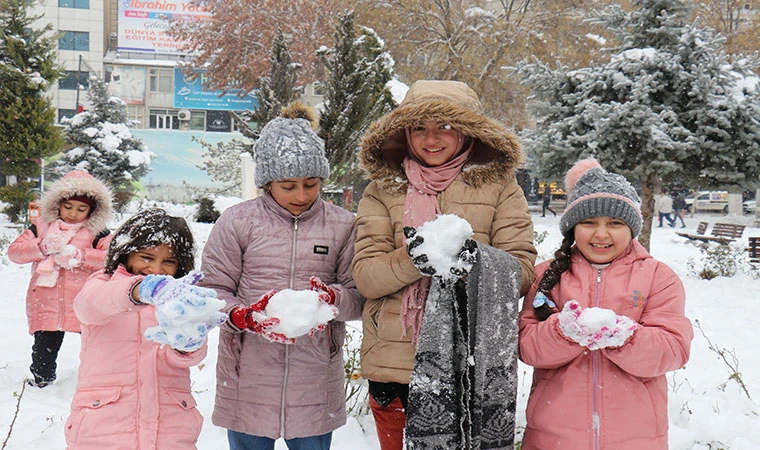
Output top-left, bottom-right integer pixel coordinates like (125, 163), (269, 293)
(744, 200), (757, 214)
(685, 191), (728, 213)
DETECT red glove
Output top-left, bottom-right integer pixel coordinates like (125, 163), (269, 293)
(309, 276), (336, 305)
(229, 290), (294, 344)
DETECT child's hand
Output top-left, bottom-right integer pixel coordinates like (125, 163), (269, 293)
(139, 270), (214, 307)
(54, 245), (83, 269)
(309, 276), (336, 305)
(229, 290), (296, 344)
(41, 233), (67, 255)
(557, 301), (637, 350)
(404, 225), (477, 288)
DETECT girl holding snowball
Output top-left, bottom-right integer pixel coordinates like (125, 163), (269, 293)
(200, 104), (364, 450)
(518, 158), (694, 449)
(65, 208), (226, 449)
(8, 170), (113, 388)
(352, 80), (537, 449)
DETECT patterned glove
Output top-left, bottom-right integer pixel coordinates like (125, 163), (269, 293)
(54, 245), (83, 269)
(557, 300), (638, 350)
(141, 271), (227, 352)
(309, 276), (336, 305)
(229, 290), (295, 344)
(139, 270), (211, 307)
(404, 226), (478, 287)
(40, 232), (67, 255)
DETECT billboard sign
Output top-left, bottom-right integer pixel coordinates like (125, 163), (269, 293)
(117, 0), (211, 54)
(173, 68), (258, 111)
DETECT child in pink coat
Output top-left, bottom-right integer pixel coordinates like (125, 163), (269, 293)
(7, 170), (113, 388)
(65, 208), (225, 450)
(518, 159), (693, 450)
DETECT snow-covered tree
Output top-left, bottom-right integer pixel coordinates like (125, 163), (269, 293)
(194, 29), (301, 194)
(317, 11), (396, 187)
(48, 76), (154, 206)
(251, 29), (301, 129)
(519, 0), (760, 250)
(0, 0), (63, 221)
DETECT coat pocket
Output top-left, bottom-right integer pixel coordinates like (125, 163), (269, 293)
(65, 386), (134, 443)
(162, 388), (203, 440)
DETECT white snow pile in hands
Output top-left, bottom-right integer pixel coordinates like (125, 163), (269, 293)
(265, 289), (338, 339)
(557, 300), (637, 351)
(411, 214), (473, 275)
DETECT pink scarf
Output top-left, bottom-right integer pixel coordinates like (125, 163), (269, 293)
(401, 131), (473, 343)
(36, 219), (82, 287)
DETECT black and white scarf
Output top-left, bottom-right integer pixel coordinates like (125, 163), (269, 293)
(405, 243), (521, 450)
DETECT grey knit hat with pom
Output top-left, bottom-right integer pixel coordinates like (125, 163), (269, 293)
(560, 158), (642, 237)
(254, 105), (330, 188)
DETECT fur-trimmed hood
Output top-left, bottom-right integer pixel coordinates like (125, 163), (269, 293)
(359, 80), (525, 194)
(40, 170), (113, 233)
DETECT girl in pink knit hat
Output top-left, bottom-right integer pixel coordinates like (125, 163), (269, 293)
(7, 170), (113, 388)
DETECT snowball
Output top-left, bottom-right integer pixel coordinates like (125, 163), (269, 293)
(265, 289), (337, 338)
(411, 214), (473, 274)
(577, 307), (617, 330)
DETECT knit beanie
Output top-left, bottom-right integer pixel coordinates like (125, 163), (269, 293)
(254, 104), (330, 188)
(560, 158), (642, 237)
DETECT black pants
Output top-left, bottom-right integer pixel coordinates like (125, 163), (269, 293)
(542, 203), (556, 216)
(30, 330), (65, 383)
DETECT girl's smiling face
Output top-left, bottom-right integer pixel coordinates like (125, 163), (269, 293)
(408, 121), (464, 167)
(574, 216), (633, 264)
(125, 244), (179, 276)
(59, 200), (91, 224)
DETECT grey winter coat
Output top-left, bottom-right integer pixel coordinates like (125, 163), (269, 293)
(200, 193), (363, 440)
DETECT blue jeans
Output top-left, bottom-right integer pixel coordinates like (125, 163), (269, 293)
(227, 429), (332, 450)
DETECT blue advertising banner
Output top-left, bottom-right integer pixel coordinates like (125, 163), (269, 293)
(173, 68), (258, 111)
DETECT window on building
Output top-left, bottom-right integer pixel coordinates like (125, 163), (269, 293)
(59, 71), (89, 90)
(189, 111), (206, 131)
(149, 109), (180, 130)
(59, 0), (89, 8)
(149, 68), (173, 93)
(59, 31), (90, 51)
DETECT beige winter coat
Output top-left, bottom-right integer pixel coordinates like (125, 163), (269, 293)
(353, 80), (537, 384)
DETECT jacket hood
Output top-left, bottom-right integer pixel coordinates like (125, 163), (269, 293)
(40, 170), (113, 233)
(359, 80), (525, 194)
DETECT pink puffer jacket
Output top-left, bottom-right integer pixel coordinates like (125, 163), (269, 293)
(200, 193), (363, 440)
(65, 266), (207, 449)
(8, 170), (113, 334)
(518, 240), (693, 450)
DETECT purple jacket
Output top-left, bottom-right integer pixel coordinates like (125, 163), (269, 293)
(65, 266), (207, 449)
(200, 193), (363, 439)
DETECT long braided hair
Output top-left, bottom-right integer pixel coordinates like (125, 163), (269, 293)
(533, 231), (575, 321)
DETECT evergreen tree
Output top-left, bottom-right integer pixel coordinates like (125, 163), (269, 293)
(519, 0), (760, 250)
(317, 11), (396, 187)
(252, 29), (300, 129)
(195, 29), (300, 194)
(0, 0), (63, 222)
(48, 76), (154, 208)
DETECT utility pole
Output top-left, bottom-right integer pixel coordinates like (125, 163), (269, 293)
(74, 54), (82, 112)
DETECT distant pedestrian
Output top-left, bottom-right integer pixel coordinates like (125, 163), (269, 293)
(541, 185), (556, 217)
(672, 192), (687, 228)
(654, 192), (675, 227)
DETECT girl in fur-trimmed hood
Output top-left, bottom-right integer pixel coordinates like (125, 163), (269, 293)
(352, 80), (537, 449)
(8, 170), (113, 387)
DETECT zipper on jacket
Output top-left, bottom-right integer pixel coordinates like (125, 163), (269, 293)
(280, 217), (299, 437)
(592, 267), (603, 450)
(57, 271), (66, 330)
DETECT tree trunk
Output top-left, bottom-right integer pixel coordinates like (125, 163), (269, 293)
(638, 172), (658, 252)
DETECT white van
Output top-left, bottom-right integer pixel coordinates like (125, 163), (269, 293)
(685, 191), (728, 212)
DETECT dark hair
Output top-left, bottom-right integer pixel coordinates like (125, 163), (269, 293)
(105, 208), (195, 277)
(534, 232), (575, 321)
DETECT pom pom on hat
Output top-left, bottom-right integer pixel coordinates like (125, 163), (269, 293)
(560, 158), (642, 237)
(254, 103), (330, 188)
(565, 158), (602, 192)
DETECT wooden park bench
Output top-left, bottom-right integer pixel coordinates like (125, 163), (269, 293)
(676, 222), (745, 245)
(748, 237), (760, 265)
